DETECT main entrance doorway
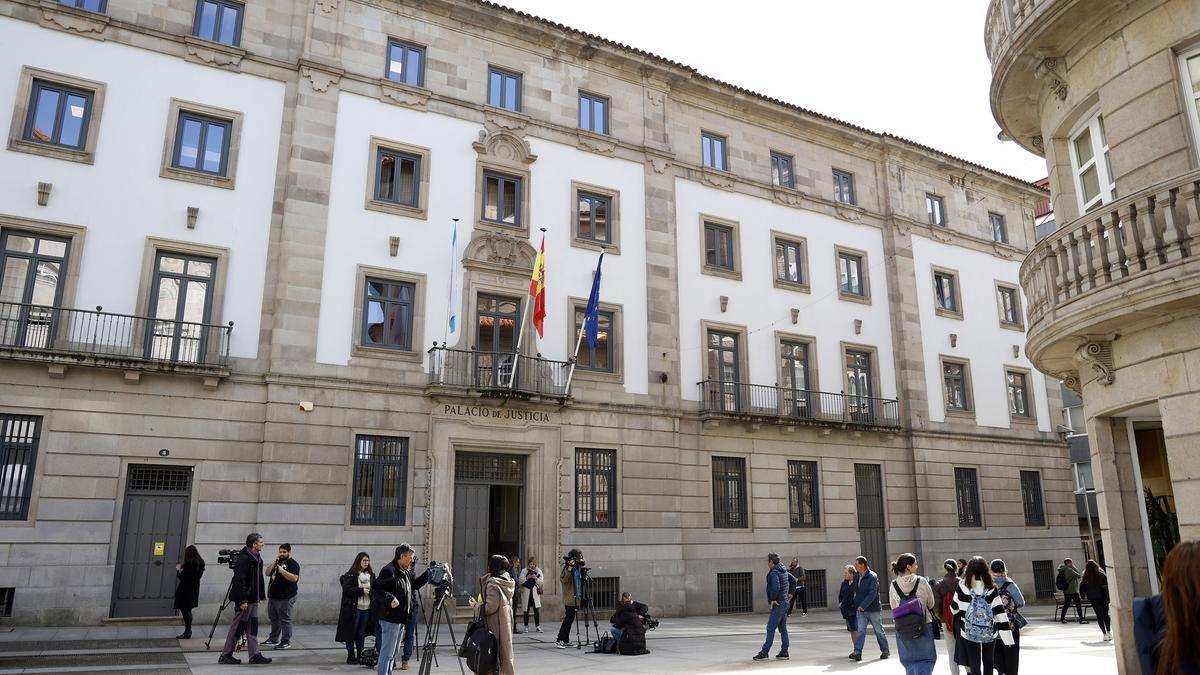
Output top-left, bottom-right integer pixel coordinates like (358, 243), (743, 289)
(111, 465), (193, 618)
(452, 452), (524, 603)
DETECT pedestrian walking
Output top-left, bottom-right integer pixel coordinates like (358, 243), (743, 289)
(990, 559), (1026, 675)
(217, 533), (271, 665)
(469, 555), (516, 675)
(889, 553), (938, 675)
(173, 545), (205, 639)
(1079, 560), (1112, 641)
(263, 543), (300, 650)
(952, 557), (1013, 675)
(516, 557), (544, 633)
(849, 555), (890, 662)
(931, 559), (961, 675)
(337, 552), (375, 664)
(839, 565), (859, 650)
(1134, 540), (1200, 675)
(788, 558), (808, 617)
(752, 552), (790, 661)
(1056, 558), (1086, 624)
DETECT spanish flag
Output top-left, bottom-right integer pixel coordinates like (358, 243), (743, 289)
(529, 236), (547, 338)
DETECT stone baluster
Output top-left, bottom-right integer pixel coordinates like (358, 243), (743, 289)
(1090, 216), (1111, 283)
(1158, 185), (1187, 262)
(1180, 178), (1200, 254)
(1108, 209), (1129, 278)
(1121, 202), (1145, 273)
(1068, 229), (1086, 296)
(1078, 221), (1098, 293)
(1041, 247), (1060, 319)
(1142, 193), (1167, 267)
(1053, 235), (1071, 302)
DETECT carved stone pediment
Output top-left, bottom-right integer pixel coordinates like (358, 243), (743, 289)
(700, 167), (735, 190)
(576, 130), (617, 154)
(40, 1), (109, 38)
(379, 80), (430, 108)
(473, 129), (537, 165)
(464, 230), (536, 274)
(184, 36), (246, 70)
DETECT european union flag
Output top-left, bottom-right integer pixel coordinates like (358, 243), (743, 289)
(583, 251), (605, 351)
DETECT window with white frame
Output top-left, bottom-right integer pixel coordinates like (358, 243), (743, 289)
(1179, 46), (1200, 164)
(1069, 112), (1115, 213)
(1074, 461), (1095, 492)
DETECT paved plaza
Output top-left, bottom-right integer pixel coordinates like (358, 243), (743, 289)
(0, 608), (1117, 674)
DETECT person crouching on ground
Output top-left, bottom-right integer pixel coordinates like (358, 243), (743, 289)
(609, 592), (650, 655)
(753, 552), (790, 661)
(469, 555), (516, 675)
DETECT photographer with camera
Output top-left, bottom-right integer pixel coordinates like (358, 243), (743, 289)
(217, 533), (271, 665)
(263, 543), (300, 650)
(555, 549), (585, 648)
(609, 592), (651, 656)
(372, 544), (429, 674)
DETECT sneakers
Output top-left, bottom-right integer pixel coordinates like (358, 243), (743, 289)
(752, 652), (769, 661)
(880, 652), (891, 660)
(775, 652), (789, 660)
(218, 654), (241, 665)
(801, 612), (807, 617)
(849, 651), (863, 661)
(274, 642), (290, 650)
(1103, 633), (1113, 642)
(535, 626), (543, 632)
(248, 653), (273, 664)
(262, 638), (277, 646)
(555, 640), (569, 649)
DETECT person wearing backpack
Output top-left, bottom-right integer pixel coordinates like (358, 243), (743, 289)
(1056, 558), (1086, 624)
(931, 559), (961, 675)
(850, 555), (891, 662)
(1079, 560), (1111, 641)
(953, 557), (1013, 675)
(889, 553), (938, 675)
(990, 559), (1026, 675)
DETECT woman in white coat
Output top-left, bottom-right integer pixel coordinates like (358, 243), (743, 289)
(515, 557), (544, 633)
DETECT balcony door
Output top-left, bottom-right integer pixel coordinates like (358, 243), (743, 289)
(145, 253), (215, 364)
(845, 349), (874, 422)
(0, 231), (69, 350)
(706, 330), (740, 412)
(475, 294), (520, 388)
(780, 340), (810, 417)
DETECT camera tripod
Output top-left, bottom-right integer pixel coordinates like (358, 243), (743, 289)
(204, 574), (238, 650)
(417, 585), (466, 675)
(572, 569), (601, 650)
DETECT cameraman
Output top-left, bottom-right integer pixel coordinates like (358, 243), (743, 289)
(372, 544), (429, 674)
(263, 543), (300, 650)
(555, 549), (584, 648)
(609, 592), (650, 656)
(218, 533), (271, 665)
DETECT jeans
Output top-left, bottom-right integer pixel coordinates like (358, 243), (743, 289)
(376, 620), (403, 675)
(896, 627), (938, 675)
(556, 605), (577, 643)
(959, 638), (995, 675)
(221, 603), (260, 658)
(346, 608), (371, 657)
(854, 610), (890, 654)
(1059, 593), (1084, 622)
(267, 596), (295, 643)
(760, 603), (789, 655)
(402, 609), (418, 663)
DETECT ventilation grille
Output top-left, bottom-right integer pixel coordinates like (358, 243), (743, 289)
(717, 572), (753, 614)
(587, 576), (620, 612)
(126, 466), (191, 493)
(804, 569), (828, 608)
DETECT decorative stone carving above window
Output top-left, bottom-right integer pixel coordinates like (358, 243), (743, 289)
(463, 230), (536, 276)
(472, 129), (537, 166)
(300, 60), (344, 92)
(700, 167), (735, 190)
(483, 108), (529, 131)
(379, 80), (430, 109)
(576, 129), (617, 154)
(184, 36), (245, 70)
(40, 1), (109, 39)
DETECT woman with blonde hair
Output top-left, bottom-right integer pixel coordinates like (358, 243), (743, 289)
(515, 556), (544, 633)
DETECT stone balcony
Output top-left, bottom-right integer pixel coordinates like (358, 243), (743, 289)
(1020, 170), (1200, 384)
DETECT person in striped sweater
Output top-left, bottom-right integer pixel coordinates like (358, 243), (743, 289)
(952, 557), (1013, 675)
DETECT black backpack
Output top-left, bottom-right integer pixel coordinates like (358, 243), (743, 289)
(892, 580), (928, 641)
(357, 647), (378, 668)
(459, 621), (498, 674)
(1055, 570), (1069, 592)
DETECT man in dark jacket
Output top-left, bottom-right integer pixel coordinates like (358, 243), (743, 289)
(609, 592), (649, 655)
(372, 544), (429, 674)
(787, 559), (808, 617)
(218, 533), (271, 665)
(1057, 558), (1086, 623)
(850, 555), (890, 662)
(752, 553), (790, 661)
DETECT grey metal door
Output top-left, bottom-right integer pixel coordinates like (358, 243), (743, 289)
(111, 466), (192, 618)
(853, 463), (887, 575)
(452, 483), (489, 600)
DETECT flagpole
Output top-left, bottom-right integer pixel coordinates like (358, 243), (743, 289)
(508, 227), (546, 389)
(564, 247), (604, 394)
(444, 218), (459, 348)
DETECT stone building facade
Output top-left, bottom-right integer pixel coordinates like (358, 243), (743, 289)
(987, 0), (1200, 670)
(0, 0), (1077, 626)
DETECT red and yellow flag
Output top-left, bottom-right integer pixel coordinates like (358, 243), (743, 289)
(529, 236), (547, 338)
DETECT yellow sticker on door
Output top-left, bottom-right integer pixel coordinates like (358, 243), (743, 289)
(153, 542), (165, 556)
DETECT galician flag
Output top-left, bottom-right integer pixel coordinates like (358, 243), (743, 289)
(583, 251), (604, 351)
(529, 236), (547, 338)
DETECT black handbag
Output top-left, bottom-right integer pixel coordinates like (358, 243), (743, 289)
(459, 621), (498, 674)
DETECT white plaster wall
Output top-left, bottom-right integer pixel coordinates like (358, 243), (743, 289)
(317, 91), (649, 394)
(0, 18), (282, 359)
(911, 234), (1052, 431)
(675, 180), (898, 401)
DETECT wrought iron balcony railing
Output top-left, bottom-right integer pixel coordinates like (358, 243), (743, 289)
(0, 301), (233, 368)
(698, 379), (901, 428)
(428, 345), (572, 399)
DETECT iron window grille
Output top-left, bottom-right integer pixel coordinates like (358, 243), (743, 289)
(954, 467), (982, 528)
(481, 171), (522, 226)
(59, 0), (106, 11)
(838, 252), (865, 296)
(374, 148), (421, 207)
(934, 271), (958, 313)
(23, 80), (94, 150)
(575, 448), (617, 528)
(192, 0), (243, 47)
(1032, 560), (1056, 599)
(572, 307), (614, 372)
(576, 192), (612, 244)
(579, 92), (609, 134)
(701, 132), (728, 170)
(352, 435), (409, 526)
(943, 361), (970, 411)
(455, 452), (524, 483)
(833, 169), (856, 204)
(712, 456), (748, 528)
(0, 587), (12, 617)
(1020, 470), (1046, 526)
(771, 152), (795, 188)
(171, 111), (233, 176)
(126, 466), (191, 494)
(362, 278), (415, 351)
(386, 39), (426, 86)
(0, 414), (42, 521)
(774, 238), (804, 285)
(716, 572), (753, 614)
(787, 460), (820, 528)
(704, 222), (736, 271)
(804, 569), (827, 608)
(926, 193), (947, 226)
(1007, 371), (1032, 417)
(990, 212), (1008, 244)
(587, 576), (620, 611)
(487, 67), (522, 111)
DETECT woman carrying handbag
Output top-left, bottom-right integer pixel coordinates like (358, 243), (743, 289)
(468, 555), (516, 675)
(516, 557), (544, 633)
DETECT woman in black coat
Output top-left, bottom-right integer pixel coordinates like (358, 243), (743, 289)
(610, 596), (648, 656)
(1079, 560), (1112, 641)
(173, 545), (205, 639)
(336, 552), (376, 664)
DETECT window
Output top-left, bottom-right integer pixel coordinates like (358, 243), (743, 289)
(58, 0), (106, 11)
(933, 269), (961, 316)
(1074, 461), (1095, 492)
(0, 230), (70, 350)
(481, 171), (522, 226)
(833, 169), (856, 205)
(351, 435), (408, 526)
(779, 340), (810, 393)
(1063, 405), (1087, 436)
(1181, 47), (1200, 162)
(374, 148), (421, 207)
(576, 192), (612, 244)
(0, 414), (41, 521)
(192, 0), (243, 47)
(572, 306), (614, 372)
(575, 448), (617, 528)
(1032, 560), (1056, 599)
(716, 572), (753, 614)
(804, 570), (828, 607)
(837, 248), (868, 300)
(362, 278), (415, 351)
(487, 67), (521, 112)
(954, 467), (982, 528)
(146, 252), (217, 364)
(1007, 369), (1032, 419)
(701, 132), (727, 170)
(1070, 112), (1115, 213)
(386, 40), (425, 86)
(926, 193), (947, 226)
(22, 80), (93, 150)
(942, 359), (971, 412)
(712, 456), (747, 528)
(579, 92), (609, 134)
(704, 328), (743, 412)
(771, 152), (795, 188)
(787, 460), (820, 528)
(773, 235), (806, 287)
(1020, 470), (1046, 527)
(990, 212), (1008, 244)
(996, 284), (1023, 328)
(704, 221), (736, 272)
(171, 111), (232, 177)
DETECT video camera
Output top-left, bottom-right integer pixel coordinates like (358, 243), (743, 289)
(217, 548), (241, 569)
(426, 560), (453, 589)
(641, 615), (660, 631)
(562, 551), (589, 573)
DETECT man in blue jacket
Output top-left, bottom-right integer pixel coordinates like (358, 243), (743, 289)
(850, 555), (890, 662)
(752, 552), (790, 661)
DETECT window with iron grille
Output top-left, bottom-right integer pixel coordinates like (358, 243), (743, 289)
(1032, 560), (1055, 599)
(787, 460), (820, 528)
(712, 456), (748, 528)
(1020, 470), (1046, 526)
(804, 569), (827, 608)
(717, 572), (753, 614)
(0, 587), (12, 617)
(575, 448), (617, 528)
(352, 435), (409, 526)
(587, 576), (620, 611)
(954, 467), (982, 528)
(0, 414), (42, 521)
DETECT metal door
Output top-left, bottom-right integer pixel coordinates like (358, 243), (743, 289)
(452, 483), (489, 600)
(111, 465), (192, 618)
(853, 463), (887, 575)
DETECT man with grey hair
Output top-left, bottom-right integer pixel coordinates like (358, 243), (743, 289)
(753, 552), (790, 661)
(218, 533), (271, 665)
(373, 543), (429, 673)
